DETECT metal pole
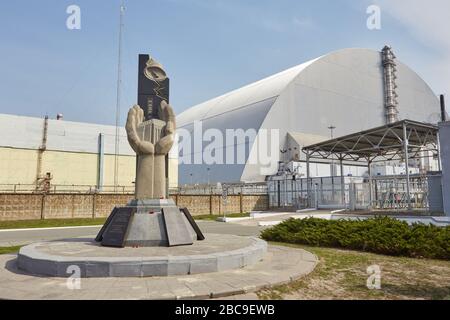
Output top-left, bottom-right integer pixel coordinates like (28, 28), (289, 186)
(437, 133), (442, 172)
(340, 159), (345, 206)
(403, 123), (412, 210)
(97, 133), (105, 192)
(368, 160), (373, 209)
(114, 1), (125, 191)
(306, 154), (311, 208)
(440, 94), (447, 122)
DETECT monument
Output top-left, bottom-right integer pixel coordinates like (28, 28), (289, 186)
(14, 55), (268, 280)
(95, 55), (205, 248)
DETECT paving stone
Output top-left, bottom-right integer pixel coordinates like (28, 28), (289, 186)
(0, 245), (317, 300)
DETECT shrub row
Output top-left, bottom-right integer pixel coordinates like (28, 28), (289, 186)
(260, 217), (450, 260)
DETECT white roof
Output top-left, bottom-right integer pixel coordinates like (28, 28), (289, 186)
(177, 58), (319, 128)
(0, 113), (134, 155)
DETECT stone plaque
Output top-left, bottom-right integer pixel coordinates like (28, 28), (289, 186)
(181, 207), (205, 241)
(162, 207), (194, 247)
(101, 207), (135, 248)
(95, 207), (118, 242)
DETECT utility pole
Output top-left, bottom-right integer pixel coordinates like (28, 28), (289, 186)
(328, 125), (337, 202)
(328, 125), (336, 176)
(114, 0), (125, 191)
(328, 125), (336, 139)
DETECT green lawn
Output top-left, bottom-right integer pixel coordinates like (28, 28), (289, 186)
(0, 246), (23, 255)
(0, 218), (107, 230)
(194, 212), (250, 220)
(258, 243), (450, 300)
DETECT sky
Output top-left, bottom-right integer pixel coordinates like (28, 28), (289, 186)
(0, 0), (448, 126)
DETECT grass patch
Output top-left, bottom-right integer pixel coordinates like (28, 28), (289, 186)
(194, 212), (250, 220)
(0, 218), (107, 230)
(258, 242), (450, 300)
(0, 246), (23, 255)
(261, 217), (450, 260)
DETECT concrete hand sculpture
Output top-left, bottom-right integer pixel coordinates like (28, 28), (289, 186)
(126, 101), (176, 200)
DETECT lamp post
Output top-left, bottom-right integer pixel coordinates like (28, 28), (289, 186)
(328, 125), (336, 203)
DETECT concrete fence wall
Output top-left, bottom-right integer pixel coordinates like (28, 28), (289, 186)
(0, 193), (269, 221)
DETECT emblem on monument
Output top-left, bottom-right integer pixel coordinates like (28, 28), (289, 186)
(144, 57), (167, 82)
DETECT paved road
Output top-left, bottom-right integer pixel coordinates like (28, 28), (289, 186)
(0, 221), (262, 247)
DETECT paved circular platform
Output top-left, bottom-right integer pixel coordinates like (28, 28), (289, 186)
(0, 245), (317, 300)
(17, 234), (267, 277)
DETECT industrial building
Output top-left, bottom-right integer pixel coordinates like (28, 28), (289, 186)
(0, 114), (178, 193)
(177, 47), (443, 185)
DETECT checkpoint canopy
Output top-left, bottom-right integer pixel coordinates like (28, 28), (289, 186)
(302, 120), (440, 209)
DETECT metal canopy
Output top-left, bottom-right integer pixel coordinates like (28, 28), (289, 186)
(302, 119), (439, 163)
(302, 120), (440, 211)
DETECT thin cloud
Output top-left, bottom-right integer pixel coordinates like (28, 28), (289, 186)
(373, 0), (450, 95)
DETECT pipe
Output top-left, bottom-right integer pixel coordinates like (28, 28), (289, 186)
(441, 95), (447, 122)
(97, 133), (105, 191)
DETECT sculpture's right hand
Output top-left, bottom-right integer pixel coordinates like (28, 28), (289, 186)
(125, 105), (155, 154)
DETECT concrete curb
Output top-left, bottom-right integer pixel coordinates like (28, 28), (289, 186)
(17, 235), (268, 277)
(0, 245), (318, 300)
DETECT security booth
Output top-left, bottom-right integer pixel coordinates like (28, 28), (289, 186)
(302, 120), (441, 211)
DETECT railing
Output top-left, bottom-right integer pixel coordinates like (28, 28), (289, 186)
(170, 183), (268, 195)
(0, 182), (268, 196)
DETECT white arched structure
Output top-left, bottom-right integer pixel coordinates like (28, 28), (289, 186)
(177, 48), (441, 184)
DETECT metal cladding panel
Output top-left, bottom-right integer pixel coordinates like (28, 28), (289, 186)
(0, 114), (43, 149)
(0, 113), (135, 155)
(178, 97), (276, 184)
(177, 59), (318, 128)
(439, 122), (450, 216)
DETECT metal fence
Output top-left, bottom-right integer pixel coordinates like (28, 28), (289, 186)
(268, 174), (432, 210)
(0, 182), (268, 196)
(170, 183), (268, 195)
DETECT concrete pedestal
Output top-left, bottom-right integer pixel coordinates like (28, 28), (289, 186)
(96, 199), (203, 248)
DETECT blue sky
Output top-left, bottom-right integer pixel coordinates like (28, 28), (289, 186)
(0, 0), (448, 125)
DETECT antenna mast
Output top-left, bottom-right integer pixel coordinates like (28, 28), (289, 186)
(114, 0), (125, 191)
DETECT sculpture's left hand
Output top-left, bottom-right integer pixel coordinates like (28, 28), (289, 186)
(155, 100), (176, 155)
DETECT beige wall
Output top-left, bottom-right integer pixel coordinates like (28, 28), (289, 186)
(0, 148), (39, 185)
(0, 147), (178, 189)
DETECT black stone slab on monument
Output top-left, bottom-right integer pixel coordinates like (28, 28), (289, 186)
(138, 54), (170, 121)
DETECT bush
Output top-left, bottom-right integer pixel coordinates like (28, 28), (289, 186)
(260, 217), (450, 260)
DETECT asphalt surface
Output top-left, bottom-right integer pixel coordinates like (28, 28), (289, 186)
(0, 221), (262, 247)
